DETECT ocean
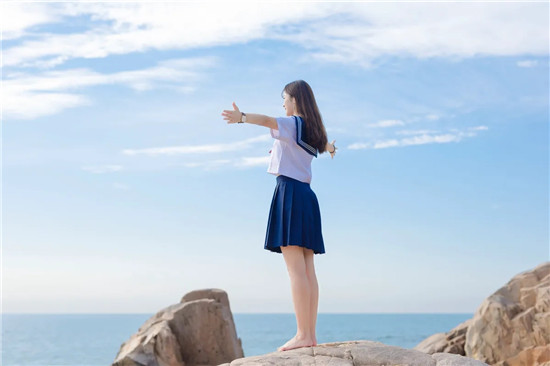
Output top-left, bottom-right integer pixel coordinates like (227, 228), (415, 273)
(2, 313), (473, 365)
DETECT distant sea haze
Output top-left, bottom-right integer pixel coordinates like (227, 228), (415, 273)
(2, 313), (472, 365)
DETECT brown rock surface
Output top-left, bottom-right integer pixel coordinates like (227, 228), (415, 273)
(112, 288), (244, 366)
(494, 344), (550, 366)
(465, 262), (550, 364)
(415, 319), (473, 355)
(414, 262), (550, 365)
(218, 340), (489, 366)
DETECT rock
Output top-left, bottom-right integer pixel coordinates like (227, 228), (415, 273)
(493, 344), (550, 366)
(465, 262), (550, 364)
(416, 333), (449, 353)
(217, 340), (488, 365)
(414, 262), (550, 365)
(112, 288), (244, 366)
(415, 319), (472, 355)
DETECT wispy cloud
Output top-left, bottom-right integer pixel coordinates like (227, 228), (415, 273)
(122, 134), (271, 156)
(3, 91), (92, 120)
(182, 159), (232, 171)
(234, 156), (271, 168)
(326, 127), (347, 134)
(81, 164), (123, 174)
(407, 113), (447, 124)
(397, 133), (464, 146)
(367, 119), (405, 128)
(2, 3), (61, 40)
(3, 2), (323, 68)
(113, 182), (130, 190)
(517, 60), (539, 68)
(3, 3), (547, 69)
(395, 129), (441, 136)
(274, 3), (549, 68)
(3, 57), (216, 119)
(426, 114), (441, 121)
(180, 156), (271, 171)
(349, 125), (488, 150)
(469, 126), (489, 131)
(77, 135), (279, 174)
(173, 155), (271, 172)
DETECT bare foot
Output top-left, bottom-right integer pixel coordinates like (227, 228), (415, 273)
(311, 334), (317, 347)
(277, 335), (314, 351)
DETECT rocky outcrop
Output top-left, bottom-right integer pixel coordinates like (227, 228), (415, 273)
(415, 319), (473, 355)
(414, 262), (550, 365)
(493, 344), (550, 366)
(218, 340), (489, 365)
(112, 289), (244, 366)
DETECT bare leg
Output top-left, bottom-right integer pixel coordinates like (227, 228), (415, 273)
(304, 248), (318, 346)
(277, 245), (315, 351)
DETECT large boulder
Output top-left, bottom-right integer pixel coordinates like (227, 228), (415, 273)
(112, 288), (244, 366)
(493, 344), (550, 366)
(415, 319), (473, 355)
(466, 262), (550, 364)
(414, 262), (550, 365)
(218, 340), (488, 365)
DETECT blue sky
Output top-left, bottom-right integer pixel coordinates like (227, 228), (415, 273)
(2, 1), (548, 314)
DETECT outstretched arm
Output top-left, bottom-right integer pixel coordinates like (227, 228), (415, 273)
(222, 102), (277, 129)
(326, 139), (337, 159)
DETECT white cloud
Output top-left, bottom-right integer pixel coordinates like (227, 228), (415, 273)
(3, 2), (325, 68)
(113, 182), (130, 190)
(400, 133), (462, 146)
(326, 127), (347, 133)
(182, 159), (232, 171)
(348, 142), (370, 150)
(517, 60), (539, 68)
(234, 156), (271, 168)
(81, 164), (123, 173)
(469, 125), (489, 131)
(278, 3), (549, 68)
(349, 126), (488, 150)
(3, 91), (91, 120)
(76, 135), (272, 174)
(373, 139), (400, 149)
(407, 113), (449, 124)
(1, 3), (61, 40)
(122, 134), (271, 156)
(396, 129), (440, 136)
(179, 155), (270, 171)
(426, 114), (440, 121)
(3, 2), (547, 69)
(367, 119), (405, 128)
(3, 57), (216, 119)
(369, 133), (461, 149)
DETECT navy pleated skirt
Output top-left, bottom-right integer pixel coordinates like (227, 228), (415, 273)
(264, 175), (326, 255)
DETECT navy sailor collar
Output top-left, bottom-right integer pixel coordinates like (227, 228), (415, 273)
(293, 115), (318, 158)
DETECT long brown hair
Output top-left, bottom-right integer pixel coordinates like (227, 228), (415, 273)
(282, 80), (328, 154)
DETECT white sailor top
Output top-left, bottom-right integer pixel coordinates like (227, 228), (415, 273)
(267, 115), (318, 184)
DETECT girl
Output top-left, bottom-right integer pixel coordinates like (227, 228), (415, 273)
(221, 80), (337, 352)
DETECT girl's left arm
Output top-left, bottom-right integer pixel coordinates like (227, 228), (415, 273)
(222, 102), (277, 129)
(325, 139), (337, 159)
(244, 113), (277, 129)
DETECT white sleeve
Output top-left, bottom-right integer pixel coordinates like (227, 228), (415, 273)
(270, 116), (296, 143)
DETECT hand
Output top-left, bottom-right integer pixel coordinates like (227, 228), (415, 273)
(221, 102), (242, 124)
(329, 139), (337, 159)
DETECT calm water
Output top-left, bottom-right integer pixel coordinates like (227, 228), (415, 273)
(2, 313), (472, 365)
